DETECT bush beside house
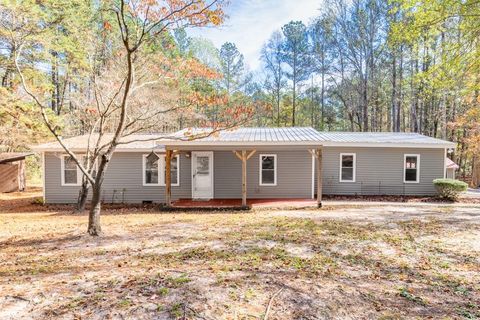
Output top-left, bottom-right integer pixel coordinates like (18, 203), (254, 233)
(433, 179), (468, 201)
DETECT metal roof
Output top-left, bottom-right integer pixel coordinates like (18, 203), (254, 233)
(32, 134), (162, 152)
(169, 127), (325, 142)
(317, 132), (455, 147)
(32, 127), (456, 151)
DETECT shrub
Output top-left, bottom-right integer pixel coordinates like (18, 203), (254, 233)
(433, 179), (468, 201)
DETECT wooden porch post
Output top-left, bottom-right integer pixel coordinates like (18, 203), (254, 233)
(316, 148), (323, 208)
(241, 150), (247, 207)
(233, 150), (256, 208)
(165, 149), (172, 207)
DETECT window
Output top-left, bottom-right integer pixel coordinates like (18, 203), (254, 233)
(143, 154), (180, 186)
(404, 154), (420, 183)
(339, 153), (356, 182)
(61, 155), (81, 186)
(144, 154), (160, 185)
(259, 154), (277, 186)
(163, 155), (179, 186)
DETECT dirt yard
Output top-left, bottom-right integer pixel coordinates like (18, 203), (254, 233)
(1, 189), (480, 319)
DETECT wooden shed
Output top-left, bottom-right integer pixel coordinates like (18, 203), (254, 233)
(0, 153), (33, 193)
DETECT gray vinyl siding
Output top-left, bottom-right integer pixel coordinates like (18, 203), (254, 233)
(214, 150), (312, 199)
(44, 152), (191, 204)
(315, 147), (444, 196)
(44, 146), (445, 204)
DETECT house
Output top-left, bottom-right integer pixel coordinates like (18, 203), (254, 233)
(33, 127), (456, 206)
(0, 152), (33, 193)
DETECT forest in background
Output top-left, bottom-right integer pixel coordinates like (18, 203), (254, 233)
(1, 0), (479, 184)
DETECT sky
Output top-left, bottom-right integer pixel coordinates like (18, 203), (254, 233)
(188, 0), (322, 71)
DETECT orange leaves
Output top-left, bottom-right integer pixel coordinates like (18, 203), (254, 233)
(103, 21), (112, 31)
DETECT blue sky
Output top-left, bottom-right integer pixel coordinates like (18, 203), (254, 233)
(188, 0), (322, 71)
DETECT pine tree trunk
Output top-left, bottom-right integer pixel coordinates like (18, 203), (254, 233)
(88, 185), (102, 236)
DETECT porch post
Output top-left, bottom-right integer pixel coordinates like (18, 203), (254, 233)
(316, 148), (323, 208)
(241, 150), (247, 207)
(165, 149), (172, 207)
(233, 150), (256, 208)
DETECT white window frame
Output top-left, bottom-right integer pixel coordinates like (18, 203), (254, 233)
(142, 154), (180, 187)
(339, 153), (356, 183)
(404, 154), (420, 183)
(60, 155), (82, 186)
(259, 154), (277, 186)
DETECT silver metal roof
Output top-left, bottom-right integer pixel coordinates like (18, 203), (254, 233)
(317, 132), (454, 146)
(171, 127), (325, 142)
(33, 127), (456, 151)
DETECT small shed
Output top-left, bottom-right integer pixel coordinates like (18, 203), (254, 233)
(446, 157), (459, 180)
(0, 153), (33, 193)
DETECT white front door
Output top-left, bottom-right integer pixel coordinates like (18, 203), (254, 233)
(192, 151), (214, 199)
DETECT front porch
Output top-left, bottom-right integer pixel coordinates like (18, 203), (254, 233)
(171, 198), (318, 209)
(162, 146), (324, 208)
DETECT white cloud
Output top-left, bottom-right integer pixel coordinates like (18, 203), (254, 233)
(188, 0), (321, 70)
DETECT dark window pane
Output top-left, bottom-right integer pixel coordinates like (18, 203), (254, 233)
(405, 169), (417, 181)
(406, 156), (417, 169)
(342, 155), (354, 168)
(146, 170), (158, 184)
(164, 157), (179, 184)
(341, 167), (353, 181)
(64, 170), (77, 184)
(171, 157), (178, 184)
(262, 170), (275, 184)
(262, 156), (275, 170)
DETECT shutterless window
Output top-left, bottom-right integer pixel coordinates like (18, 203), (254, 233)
(340, 153), (356, 182)
(404, 154), (420, 183)
(260, 154), (277, 186)
(144, 154), (160, 185)
(63, 156), (79, 185)
(163, 155), (179, 186)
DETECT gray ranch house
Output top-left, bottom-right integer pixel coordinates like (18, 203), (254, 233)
(33, 127), (456, 207)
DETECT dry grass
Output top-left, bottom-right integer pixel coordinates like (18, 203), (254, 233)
(1, 189), (480, 319)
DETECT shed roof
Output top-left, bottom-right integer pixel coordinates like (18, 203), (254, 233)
(0, 152), (34, 164)
(32, 127), (456, 151)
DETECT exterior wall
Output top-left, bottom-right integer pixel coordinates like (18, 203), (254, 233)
(214, 150), (312, 199)
(44, 146), (446, 203)
(44, 152), (191, 204)
(316, 147), (445, 196)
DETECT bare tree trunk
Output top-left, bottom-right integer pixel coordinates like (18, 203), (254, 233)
(88, 184), (102, 236)
(76, 181), (89, 212)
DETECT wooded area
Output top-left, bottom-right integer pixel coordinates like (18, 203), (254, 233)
(0, 0), (479, 233)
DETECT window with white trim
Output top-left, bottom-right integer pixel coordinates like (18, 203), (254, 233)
(404, 154), (420, 183)
(144, 154), (160, 185)
(143, 154), (180, 186)
(163, 155), (179, 185)
(259, 154), (277, 186)
(339, 153), (356, 182)
(62, 155), (81, 186)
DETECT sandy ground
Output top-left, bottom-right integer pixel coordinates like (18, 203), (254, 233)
(1, 189), (480, 319)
